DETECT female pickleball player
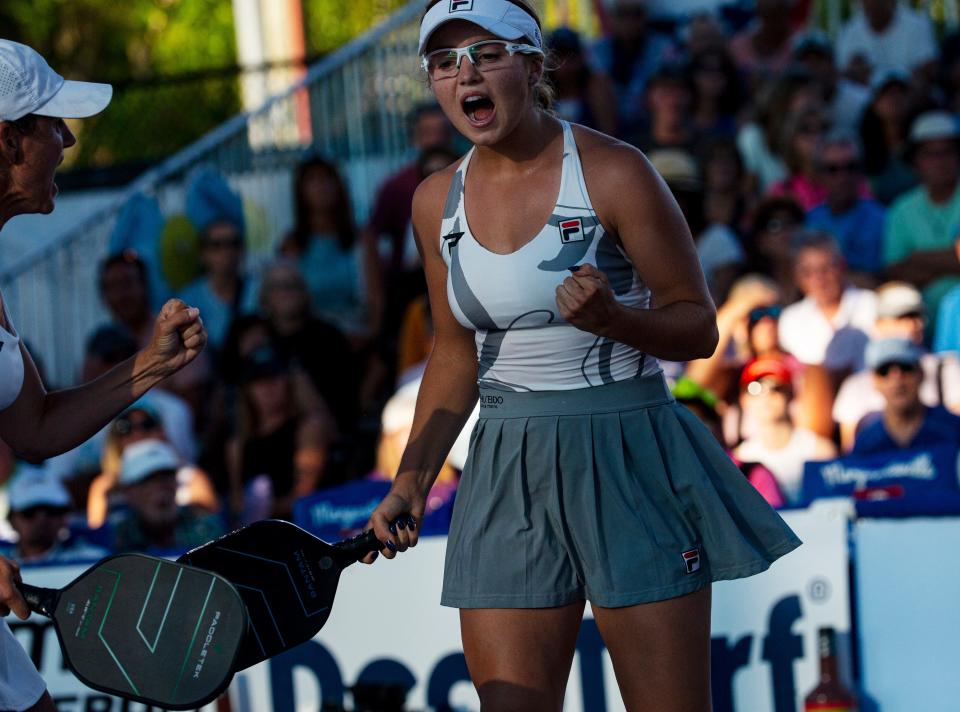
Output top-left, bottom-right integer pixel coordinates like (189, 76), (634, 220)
(364, 1), (801, 709)
(0, 40), (207, 711)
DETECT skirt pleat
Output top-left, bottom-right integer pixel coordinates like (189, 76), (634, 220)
(441, 376), (802, 609)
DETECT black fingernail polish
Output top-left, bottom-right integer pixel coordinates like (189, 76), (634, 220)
(568, 265), (581, 272)
(385, 540), (397, 551)
(389, 523), (397, 535)
(397, 518), (407, 530)
(407, 516), (417, 530)
(370, 551), (378, 562)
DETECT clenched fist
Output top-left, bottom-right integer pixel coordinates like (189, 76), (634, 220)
(148, 299), (207, 376)
(555, 263), (622, 336)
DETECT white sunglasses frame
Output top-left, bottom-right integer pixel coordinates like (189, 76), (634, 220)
(420, 39), (544, 78)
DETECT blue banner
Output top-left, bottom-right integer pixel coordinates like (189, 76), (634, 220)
(293, 479), (456, 542)
(801, 446), (959, 508)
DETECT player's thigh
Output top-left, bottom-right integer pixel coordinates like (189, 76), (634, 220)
(460, 601), (585, 712)
(592, 585), (712, 712)
(25, 690), (56, 712)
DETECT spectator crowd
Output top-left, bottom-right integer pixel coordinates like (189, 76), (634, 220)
(4, 0), (960, 564)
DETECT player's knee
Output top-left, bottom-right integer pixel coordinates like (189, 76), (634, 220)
(477, 679), (564, 712)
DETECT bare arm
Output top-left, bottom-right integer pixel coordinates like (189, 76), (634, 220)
(557, 130), (719, 361)
(364, 168), (480, 560)
(359, 227), (385, 338)
(685, 279), (780, 392)
(885, 248), (960, 287)
(0, 300), (205, 461)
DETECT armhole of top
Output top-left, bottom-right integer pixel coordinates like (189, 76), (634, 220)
(565, 123), (602, 219)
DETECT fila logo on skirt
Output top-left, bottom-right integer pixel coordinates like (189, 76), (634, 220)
(682, 547), (701, 574)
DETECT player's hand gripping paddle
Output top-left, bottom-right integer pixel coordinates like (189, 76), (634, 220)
(178, 519), (383, 670)
(19, 553), (247, 710)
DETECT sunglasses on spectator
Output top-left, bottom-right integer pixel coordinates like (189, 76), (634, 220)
(113, 413), (160, 436)
(822, 161), (861, 174)
(203, 237), (242, 250)
(16, 505), (68, 519)
(748, 305), (782, 325)
(798, 123), (828, 135)
(745, 380), (790, 396)
(875, 362), (919, 377)
(762, 218), (798, 234)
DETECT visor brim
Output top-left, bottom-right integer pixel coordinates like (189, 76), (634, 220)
(32, 79), (113, 119)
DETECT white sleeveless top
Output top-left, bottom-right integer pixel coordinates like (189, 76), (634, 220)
(0, 296), (24, 411)
(440, 121), (660, 391)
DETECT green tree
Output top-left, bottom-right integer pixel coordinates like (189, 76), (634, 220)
(1, 0), (239, 169)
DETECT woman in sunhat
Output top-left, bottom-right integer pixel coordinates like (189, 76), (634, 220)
(363, 2), (801, 709)
(0, 40), (208, 710)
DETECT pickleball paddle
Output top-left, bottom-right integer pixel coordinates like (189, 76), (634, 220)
(178, 519), (383, 670)
(19, 553), (247, 710)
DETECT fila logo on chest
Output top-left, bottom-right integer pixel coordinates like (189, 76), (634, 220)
(559, 218), (584, 243)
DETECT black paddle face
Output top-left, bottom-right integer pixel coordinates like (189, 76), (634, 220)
(51, 554), (246, 710)
(179, 520), (356, 670)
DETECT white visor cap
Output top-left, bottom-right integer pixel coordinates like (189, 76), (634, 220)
(0, 39), (112, 122)
(419, 0), (543, 55)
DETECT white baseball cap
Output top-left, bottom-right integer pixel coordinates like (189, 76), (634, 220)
(0, 39), (112, 122)
(909, 110), (960, 145)
(419, 0), (543, 54)
(8, 466), (71, 512)
(876, 282), (925, 319)
(119, 439), (180, 487)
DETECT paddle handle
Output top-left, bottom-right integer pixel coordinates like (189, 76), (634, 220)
(17, 583), (58, 618)
(334, 529), (384, 562)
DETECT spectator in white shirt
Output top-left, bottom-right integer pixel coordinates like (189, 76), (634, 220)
(836, 0), (938, 86)
(778, 232), (877, 374)
(833, 281), (960, 450)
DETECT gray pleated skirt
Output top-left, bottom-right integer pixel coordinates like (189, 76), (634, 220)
(441, 373), (802, 609)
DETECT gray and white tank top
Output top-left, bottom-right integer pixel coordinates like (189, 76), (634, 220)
(0, 296), (23, 410)
(440, 121), (660, 392)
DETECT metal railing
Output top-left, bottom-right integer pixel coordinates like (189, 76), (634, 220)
(6, 0), (958, 386)
(0, 1), (433, 386)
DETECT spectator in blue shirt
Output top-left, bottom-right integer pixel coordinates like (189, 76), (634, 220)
(933, 239), (960, 353)
(806, 130), (886, 279)
(854, 338), (960, 454)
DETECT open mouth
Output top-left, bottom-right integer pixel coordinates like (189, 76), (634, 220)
(462, 94), (496, 126)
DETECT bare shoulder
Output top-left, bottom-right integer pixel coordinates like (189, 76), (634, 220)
(572, 124), (657, 185)
(411, 156), (466, 235)
(570, 124), (672, 232)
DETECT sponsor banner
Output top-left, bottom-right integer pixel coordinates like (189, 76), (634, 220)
(293, 479), (456, 541)
(856, 516), (960, 712)
(14, 502), (851, 711)
(802, 446), (958, 505)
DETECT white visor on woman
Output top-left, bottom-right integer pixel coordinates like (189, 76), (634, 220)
(419, 0), (543, 55)
(0, 40), (112, 122)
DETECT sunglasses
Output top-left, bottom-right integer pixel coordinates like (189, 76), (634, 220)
(822, 161), (861, 175)
(17, 505), (68, 519)
(748, 305), (782, 324)
(203, 238), (243, 250)
(745, 380), (790, 397)
(422, 40), (544, 80)
(113, 413), (160, 436)
(875, 362), (919, 377)
(762, 218), (798, 234)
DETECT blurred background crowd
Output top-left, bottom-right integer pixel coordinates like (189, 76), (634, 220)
(3, 0), (960, 565)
